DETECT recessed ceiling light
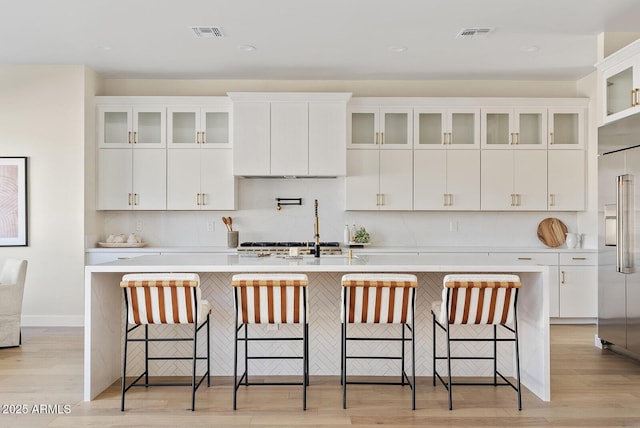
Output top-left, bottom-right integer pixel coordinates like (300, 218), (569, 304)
(520, 45), (540, 53)
(238, 44), (257, 52)
(388, 46), (408, 53)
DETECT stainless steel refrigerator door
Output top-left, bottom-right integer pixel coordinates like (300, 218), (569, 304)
(624, 148), (640, 354)
(598, 150), (627, 347)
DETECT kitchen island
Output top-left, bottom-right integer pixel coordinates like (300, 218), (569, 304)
(84, 253), (550, 402)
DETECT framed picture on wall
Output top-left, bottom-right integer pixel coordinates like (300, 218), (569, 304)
(0, 157), (28, 246)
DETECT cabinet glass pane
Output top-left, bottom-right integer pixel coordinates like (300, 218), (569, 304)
(204, 112), (229, 145)
(104, 112), (128, 145)
(172, 112), (196, 144)
(352, 113), (375, 145)
(136, 112), (162, 144)
(552, 113), (578, 145)
(485, 113), (509, 145)
(606, 67), (633, 117)
(384, 113), (408, 145)
(451, 113), (475, 145)
(417, 113), (443, 145)
(518, 113), (542, 145)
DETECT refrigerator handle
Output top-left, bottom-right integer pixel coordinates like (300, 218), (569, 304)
(617, 174), (634, 273)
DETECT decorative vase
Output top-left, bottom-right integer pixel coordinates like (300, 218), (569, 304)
(565, 233), (578, 248)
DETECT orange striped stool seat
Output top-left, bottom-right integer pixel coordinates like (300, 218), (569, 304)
(120, 273), (211, 411)
(231, 273), (309, 410)
(340, 273), (417, 410)
(431, 274), (522, 411)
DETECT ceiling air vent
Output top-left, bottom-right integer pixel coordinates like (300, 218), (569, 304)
(456, 28), (493, 39)
(191, 26), (224, 38)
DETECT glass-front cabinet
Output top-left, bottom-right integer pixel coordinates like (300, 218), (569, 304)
(414, 108), (479, 149)
(601, 57), (640, 124)
(98, 106), (166, 149)
(481, 107), (547, 149)
(349, 107), (412, 149)
(597, 39), (640, 125)
(548, 108), (585, 149)
(167, 107), (231, 148)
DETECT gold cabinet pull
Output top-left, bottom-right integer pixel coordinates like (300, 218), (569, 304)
(517, 193), (521, 206)
(128, 131), (132, 144)
(442, 132), (447, 145)
(549, 132), (554, 145)
(549, 193), (556, 207)
(375, 132), (379, 145)
(375, 193), (380, 206)
(196, 193), (201, 205)
(514, 132), (519, 145)
(201, 131), (206, 144)
(510, 194), (515, 206)
(443, 194), (448, 206)
(196, 131), (200, 144)
(128, 193), (132, 206)
(510, 133), (514, 145)
(448, 132), (453, 145)
(133, 193), (138, 206)
(572, 257), (587, 260)
(381, 132), (384, 145)
(517, 257), (532, 261)
(133, 131), (137, 144)
(448, 193), (453, 206)
(632, 89), (637, 107)
(561, 270), (566, 284)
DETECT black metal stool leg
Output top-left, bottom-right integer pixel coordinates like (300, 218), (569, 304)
(432, 313), (437, 387)
(401, 324), (406, 386)
(446, 323), (453, 411)
(494, 324), (498, 386)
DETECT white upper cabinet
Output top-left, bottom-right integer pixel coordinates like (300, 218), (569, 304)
(345, 149), (413, 210)
(229, 92), (351, 176)
(547, 107), (585, 149)
(481, 107), (547, 149)
(167, 149), (235, 210)
(414, 150), (480, 210)
(349, 106), (413, 149)
(413, 108), (479, 149)
(548, 150), (585, 211)
(167, 106), (231, 149)
(481, 150), (547, 210)
(97, 148), (166, 210)
(98, 106), (166, 149)
(597, 40), (640, 125)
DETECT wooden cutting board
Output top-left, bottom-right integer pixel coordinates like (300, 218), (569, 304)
(537, 218), (568, 248)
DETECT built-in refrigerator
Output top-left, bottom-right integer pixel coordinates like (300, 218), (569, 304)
(598, 113), (640, 356)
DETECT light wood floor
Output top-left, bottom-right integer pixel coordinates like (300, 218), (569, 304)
(0, 325), (640, 427)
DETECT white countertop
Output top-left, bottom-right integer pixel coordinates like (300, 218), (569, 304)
(85, 253), (550, 273)
(85, 245), (596, 254)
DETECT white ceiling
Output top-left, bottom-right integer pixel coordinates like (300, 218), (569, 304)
(1, 0), (640, 81)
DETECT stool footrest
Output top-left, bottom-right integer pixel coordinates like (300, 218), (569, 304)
(248, 356), (303, 360)
(346, 336), (411, 342)
(346, 355), (403, 360)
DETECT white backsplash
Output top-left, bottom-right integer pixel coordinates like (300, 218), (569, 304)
(98, 178), (582, 248)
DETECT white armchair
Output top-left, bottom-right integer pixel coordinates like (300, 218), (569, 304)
(0, 259), (28, 347)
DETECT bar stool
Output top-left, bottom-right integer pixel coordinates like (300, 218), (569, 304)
(232, 273), (309, 410)
(431, 274), (522, 410)
(120, 273), (211, 411)
(341, 273), (417, 410)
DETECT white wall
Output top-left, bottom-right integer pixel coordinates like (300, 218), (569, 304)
(0, 65), (89, 326)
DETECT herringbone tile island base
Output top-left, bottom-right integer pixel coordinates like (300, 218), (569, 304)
(124, 272), (516, 378)
(1, 326), (640, 427)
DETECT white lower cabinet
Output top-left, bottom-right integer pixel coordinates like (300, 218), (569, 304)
(346, 149), (412, 210)
(414, 150), (479, 210)
(167, 149), (235, 210)
(557, 253), (597, 318)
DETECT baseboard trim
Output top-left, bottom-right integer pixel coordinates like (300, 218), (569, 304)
(21, 315), (84, 327)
